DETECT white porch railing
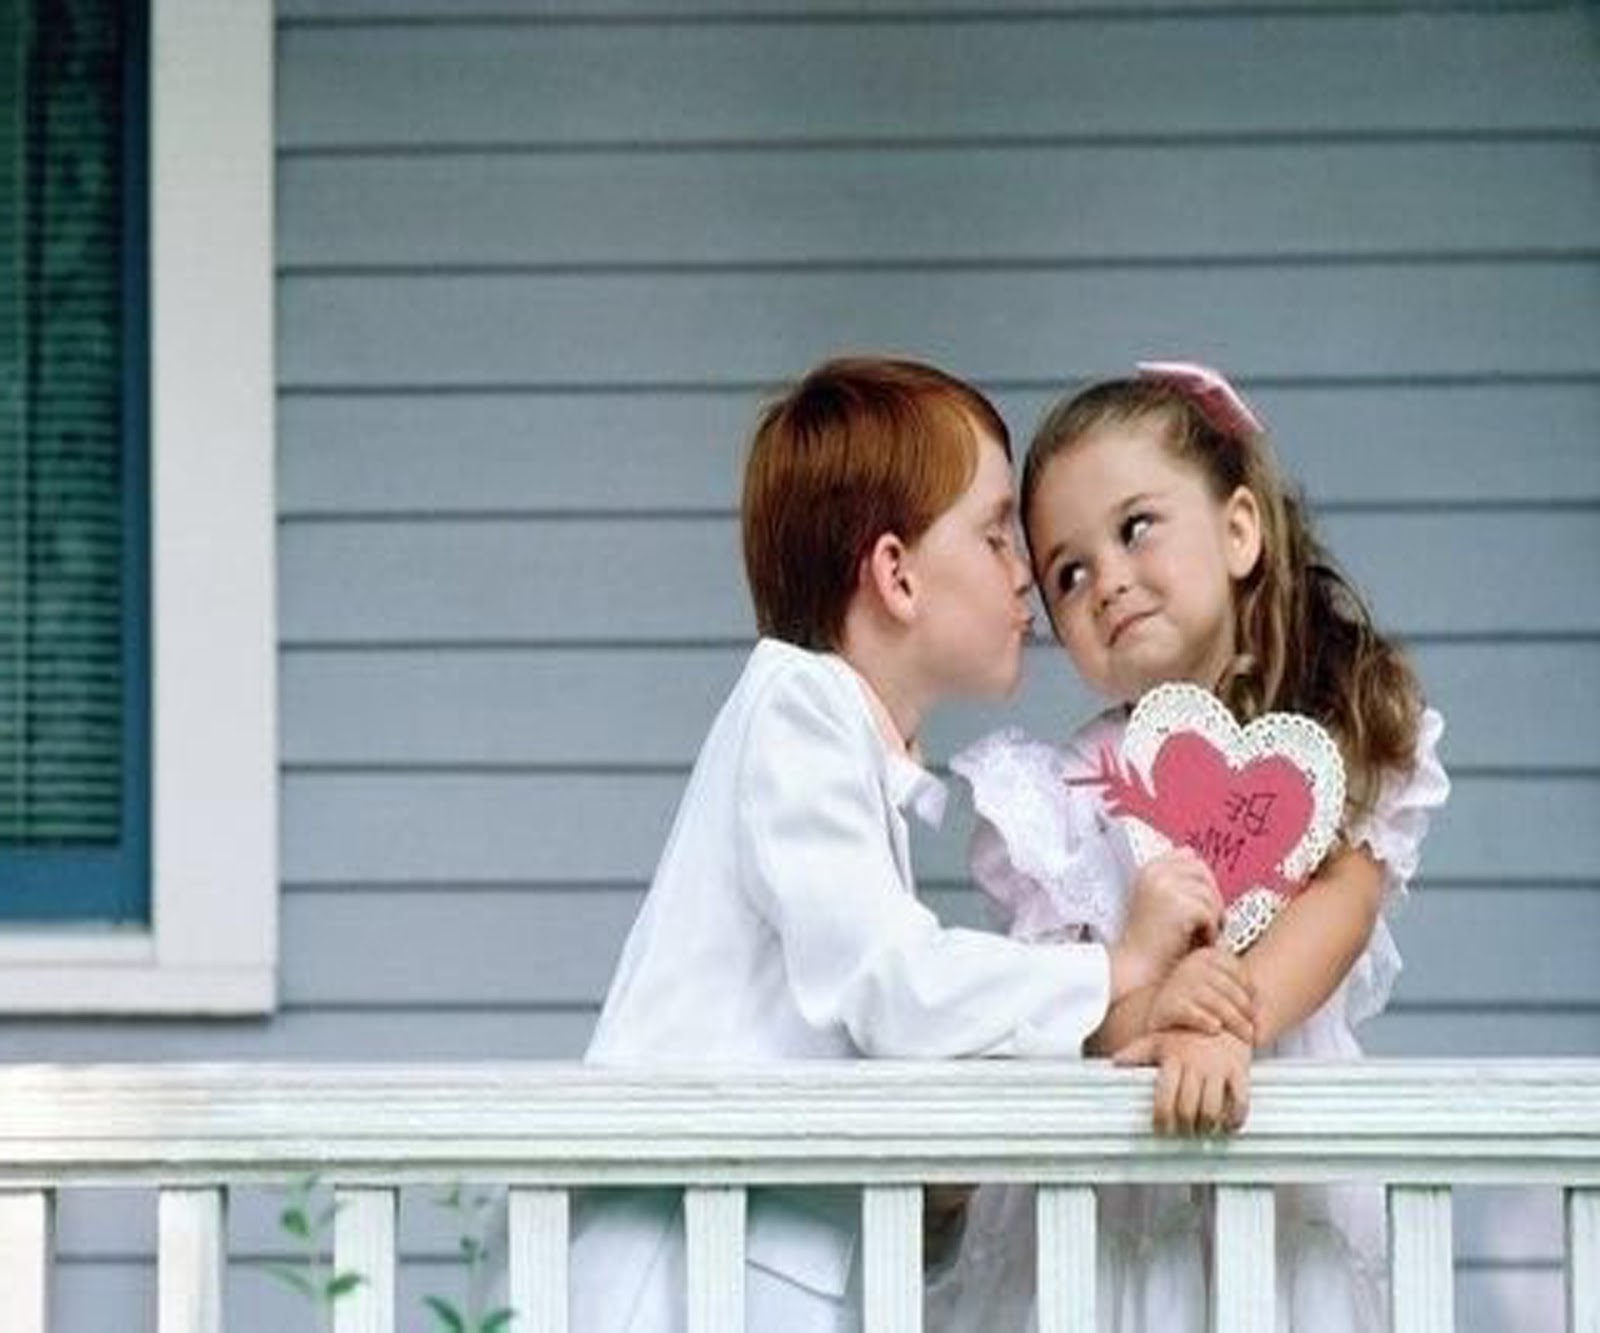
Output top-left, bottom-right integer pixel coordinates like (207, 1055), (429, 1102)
(0, 1059), (1597, 1332)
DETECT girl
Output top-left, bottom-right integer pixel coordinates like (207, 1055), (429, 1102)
(562, 357), (1224, 1333)
(931, 362), (1450, 1332)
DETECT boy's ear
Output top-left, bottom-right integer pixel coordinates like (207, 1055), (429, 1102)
(861, 532), (917, 624)
(1224, 485), (1263, 580)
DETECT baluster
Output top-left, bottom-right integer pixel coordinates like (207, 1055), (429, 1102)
(159, 1186), (225, 1333)
(1036, 1185), (1096, 1333)
(510, 1187), (570, 1333)
(1389, 1185), (1453, 1333)
(0, 1190), (53, 1333)
(1213, 1185), (1274, 1333)
(685, 1186), (746, 1333)
(863, 1185), (922, 1333)
(1569, 1187), (1600, 1333)
(335, 1186), (397, 1333)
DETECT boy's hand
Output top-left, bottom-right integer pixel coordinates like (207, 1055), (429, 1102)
(1109, 849), (1223, 998)
(1147, 946), (1256, 1045)
(1113, 1029), (1252, 1135)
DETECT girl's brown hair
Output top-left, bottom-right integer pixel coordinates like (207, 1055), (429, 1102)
(1022, 378), (1420, 818)
(742, 357), (1010, 650)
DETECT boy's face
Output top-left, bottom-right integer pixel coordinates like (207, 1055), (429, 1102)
(902, 431), (1035, 700)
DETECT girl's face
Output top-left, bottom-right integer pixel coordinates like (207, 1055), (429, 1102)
(903, 431), (1036, 700)
(1027, 417), (1262, 704)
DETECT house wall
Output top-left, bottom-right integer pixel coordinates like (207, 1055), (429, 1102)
(7, 2), (1598, 1327)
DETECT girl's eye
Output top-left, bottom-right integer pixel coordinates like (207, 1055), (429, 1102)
(1055, 562), (1086, 598)
(1121, 513), (1155, 546)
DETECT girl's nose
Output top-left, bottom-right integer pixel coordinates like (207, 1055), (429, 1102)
(1095, 555), (1131, 611)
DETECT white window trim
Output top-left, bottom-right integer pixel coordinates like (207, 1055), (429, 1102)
(0, 0), (277, 1013)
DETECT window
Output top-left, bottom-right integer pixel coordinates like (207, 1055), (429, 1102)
(0, 0), (275, 1013)
(2, 0), (149, 925)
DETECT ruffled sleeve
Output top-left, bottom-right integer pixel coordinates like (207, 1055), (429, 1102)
(1340, 708), (1450, 1026)
(950, 728), (1127, 945)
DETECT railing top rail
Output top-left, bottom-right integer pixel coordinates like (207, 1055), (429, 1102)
(1, 1059), (1597, 1189)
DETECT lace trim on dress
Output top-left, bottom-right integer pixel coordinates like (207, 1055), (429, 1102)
(951, 728), (1126, 943)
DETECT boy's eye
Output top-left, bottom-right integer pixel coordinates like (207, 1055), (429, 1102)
(985, 528), (1009, 552)
(1121, 513), (1155, 546)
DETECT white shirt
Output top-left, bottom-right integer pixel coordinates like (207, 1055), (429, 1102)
(587, 637), (1111, 1065)
(569, 641), (1113, 1330)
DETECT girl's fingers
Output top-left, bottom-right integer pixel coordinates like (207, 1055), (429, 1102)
(1174, 1065), (1203, 1135)
(1202, 992), (1254, 1045)
(1207, 968), (1256, 1016)
(1113, 1034), (1159, 1066)
(1226, 1067), (1252, 1130)
(1199, 1073), (1227, 1135)
(1153, 1058), (1181, 1134)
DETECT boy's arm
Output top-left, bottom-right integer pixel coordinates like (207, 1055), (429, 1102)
(1242, 843), (1383, 1048)
(739, 668), (1112, 1057)
(1086, 987), (1156, 1056)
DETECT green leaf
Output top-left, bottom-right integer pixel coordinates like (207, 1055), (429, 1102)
(279, 1206), (311, 1239)
(424, 1295), (467, 1332)
(459, 1236), (485, 1262)
(479, 1308), (517, 1332)
(255, 1262), (317, 1298)
(325, 1271), (367, 1300)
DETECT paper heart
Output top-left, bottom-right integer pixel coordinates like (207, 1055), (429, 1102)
(1081, 682), (1346, 952)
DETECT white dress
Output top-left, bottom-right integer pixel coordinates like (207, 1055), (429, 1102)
(928, 706), (1450, 1333)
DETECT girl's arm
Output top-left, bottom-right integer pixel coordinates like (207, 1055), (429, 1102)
(1242, 842), (1384, 1048)
(1113, 846), (1382, 1133)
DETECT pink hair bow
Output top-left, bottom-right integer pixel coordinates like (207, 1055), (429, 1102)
(1137, 360), (1266, 440)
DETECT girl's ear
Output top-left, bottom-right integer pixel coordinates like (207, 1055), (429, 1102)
(862, 532), (917, 624)
(1223, 485), (1263, 580)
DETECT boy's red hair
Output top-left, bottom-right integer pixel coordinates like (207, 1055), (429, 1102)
(742, 357), (1010, 650)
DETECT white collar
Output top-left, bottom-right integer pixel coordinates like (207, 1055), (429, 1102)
(839, 661), (949, 830)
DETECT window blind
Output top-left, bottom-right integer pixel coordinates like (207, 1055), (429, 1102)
(0, 0), (146, 921)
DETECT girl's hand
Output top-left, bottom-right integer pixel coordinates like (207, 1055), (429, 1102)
(1113, 1030), (1253, 1135)
(1146, 946), (1256, 1045)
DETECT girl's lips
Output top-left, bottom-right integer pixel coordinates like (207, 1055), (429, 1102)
(1108, 610), (1153, 647)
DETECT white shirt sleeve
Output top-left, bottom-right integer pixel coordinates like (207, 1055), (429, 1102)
(736, 664), (1110, 1058)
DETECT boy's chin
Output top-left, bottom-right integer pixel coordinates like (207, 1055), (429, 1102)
(977, 656), (1026, 700)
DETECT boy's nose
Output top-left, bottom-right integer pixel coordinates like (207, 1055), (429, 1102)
(1009, 545), (1033, 595)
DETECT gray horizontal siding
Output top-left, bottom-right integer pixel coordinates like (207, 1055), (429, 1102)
(278, 142), (1600, 268)
(278, 642), (1600, 768)
(275, 10), (1600, 147)
(278, 510), (1600, 642)
(278, 0), (1569, 17)
(263, 885), (1599, 1008)
(279, 264), (1600, 387)
(279, 384), (1600, 514)
(279, 772), (1600, 885)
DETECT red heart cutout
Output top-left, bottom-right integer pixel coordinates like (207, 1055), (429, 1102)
(1087, 731), (1315, 903)
(1147, 733), (1314, 901)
